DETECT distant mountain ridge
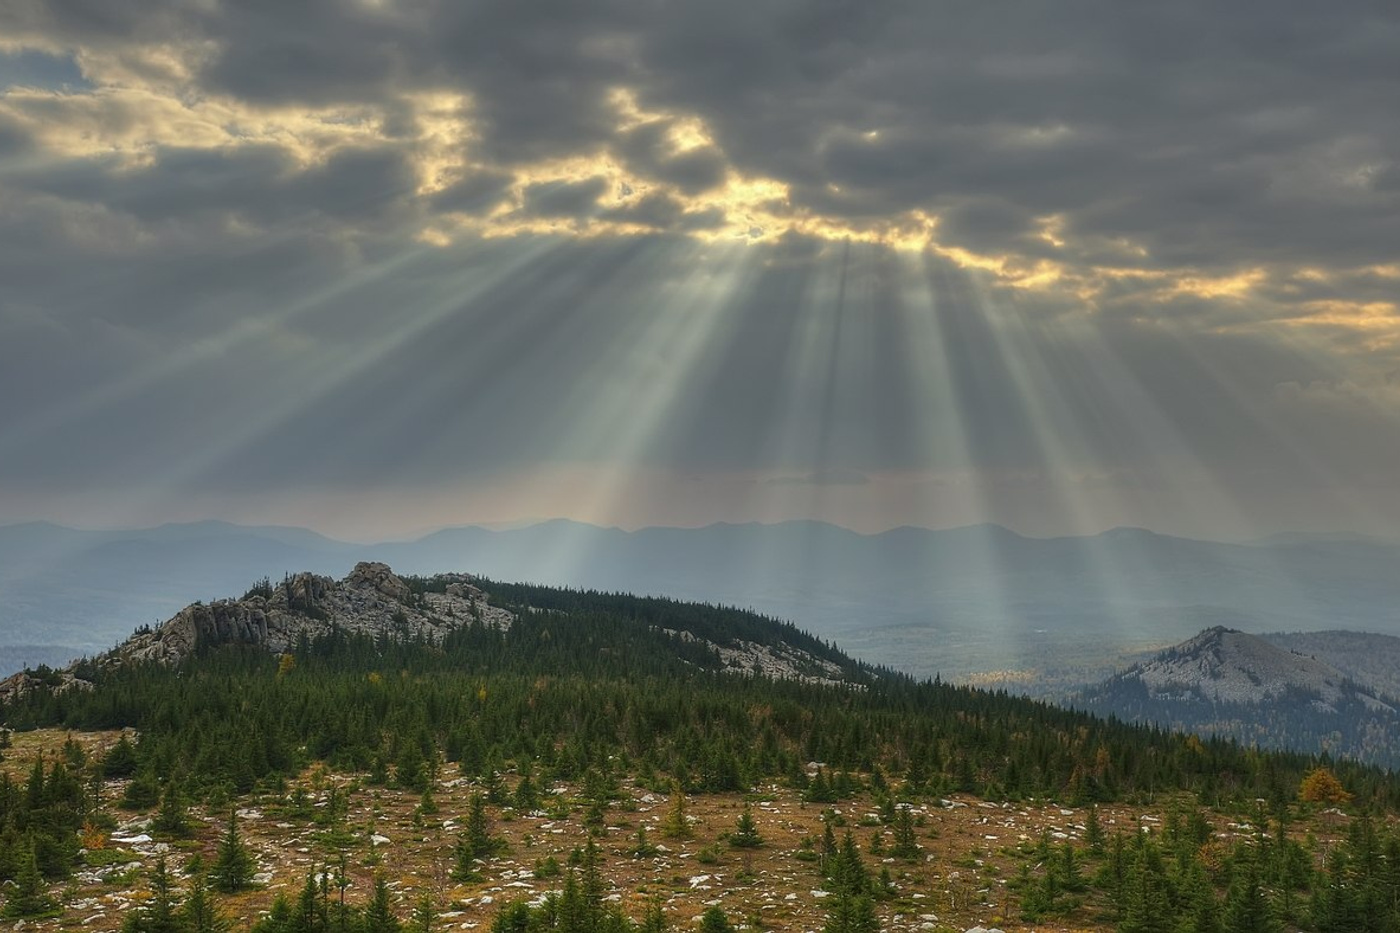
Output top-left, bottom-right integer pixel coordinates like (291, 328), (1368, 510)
(1077, 627), (1400, 767)
(2, 518), (1399, 681)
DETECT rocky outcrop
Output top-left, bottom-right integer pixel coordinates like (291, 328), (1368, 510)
(0, 562), (513, 701)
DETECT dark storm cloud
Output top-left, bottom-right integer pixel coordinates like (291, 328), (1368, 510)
(6, 0), (1398, 271)
(614, 121), (727, 195)
(430, 170), (514, 216)
(15, 144), (419, 230)
(0, 1), (1397, 536)
(519, 177), (609, 219)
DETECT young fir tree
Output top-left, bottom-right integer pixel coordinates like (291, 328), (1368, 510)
(631, 823), (659, 858)
(729, 803), (763, 848)
(1085, 804), (1106, 856)
(466, 792), (499, 857)
(699, 905), (735, 933)
(210, 810), (256, 893)
(640, 898), (668, 933)
(1176, 859), (1223, 933)
(363, 876), (403, 933)
(451, 835), (481, 883)
(250, 893), (293, 933)
(180, 871), (229, 933)
(3, 837), (56, 920)
(823, 832), (878, 933)
(410, 893), (437, 933)
(152, 782), (191, 837)
(294, 872), (326, 933)
(1221, 858), (1280, 933)
(890, 805), (920, 860)
(663, 782), (692, 840)
(513, 772), (540, 812)
(122, 857), (180, 933)
(1119, 840), (1173, 933)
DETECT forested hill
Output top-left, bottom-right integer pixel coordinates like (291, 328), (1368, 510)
(0, 562), (860, 703)
(3, 565), (1396, 811)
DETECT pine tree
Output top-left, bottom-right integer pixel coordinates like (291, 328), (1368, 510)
(640, 899), (668, 933)
(363, 876), (402, 933)
(631, 823), (658, 858)
(1085, 804), (1106, 856)
(3, 837), (56, 919)
(451, 835), (480, 883)
(823, 832), (878, 933)
(663, 782), (692, 840)
(730, 803), (763, 848)
(699, 906), (735, 933)
(410, 893), (437, 933)
(890, 805), (920, 860)
(466, 793), (499, 858)
(1222, 858), (1280, 933)
(153, 782), (191, 837)
(181, 872), (229, 933)
(210, 810), (256, 893)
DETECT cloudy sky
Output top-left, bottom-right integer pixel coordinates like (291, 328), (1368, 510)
(1, 1), (1397, 542)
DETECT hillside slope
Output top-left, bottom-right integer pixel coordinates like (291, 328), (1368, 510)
(1262, 629), (1400, 701)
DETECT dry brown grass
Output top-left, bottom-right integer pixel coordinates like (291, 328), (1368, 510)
(0, 729), (1360, 933)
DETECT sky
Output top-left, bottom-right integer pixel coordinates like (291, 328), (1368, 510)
(1, 1), (1398, 543)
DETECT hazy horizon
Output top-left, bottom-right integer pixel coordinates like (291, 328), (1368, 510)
(5, 512), (1397, 550)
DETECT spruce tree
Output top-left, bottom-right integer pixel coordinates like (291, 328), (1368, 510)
(699, 906), (735, 933)
(823, 832), (878, 933)
(663, 782), (692, 840)
(363, 876), (402, 933)
(3, 838), (55, 919)
(890, 806), (920, 860)
(1085, 804), (1106, 856)
(466, 793), (498, 857)
(1222, 859), (1280, 933)
(730, 803), (763, 848)
(451, 835), (480, 883)
(181, 871), (229, 933)
(410, 893), (437, 933)
(210, 810), (256, 894)
(153, 782), (191, 837)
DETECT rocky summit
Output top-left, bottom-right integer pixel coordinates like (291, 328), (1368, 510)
(1125, 625), (1392, 710)
(0, 562), (511, 702)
